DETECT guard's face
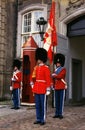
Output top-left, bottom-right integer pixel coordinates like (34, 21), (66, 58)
(56, 62), (61, 67)
(14, 66), (18, 71)
(37, 59), (43, 65)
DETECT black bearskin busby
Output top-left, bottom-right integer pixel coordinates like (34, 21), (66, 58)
(13, 59), (21, 69)
(35, 48), (47, 63)
(54, 53), (65, 67)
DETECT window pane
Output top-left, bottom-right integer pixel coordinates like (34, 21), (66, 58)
(33, 34), (43, 47)
(33, 11), (44, 32)
(22, 35), (29, 45)
(23, 13), (31, 33)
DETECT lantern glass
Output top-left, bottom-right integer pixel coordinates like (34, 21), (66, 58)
(36, 17), (47, 41)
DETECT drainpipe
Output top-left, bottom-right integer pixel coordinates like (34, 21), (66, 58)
(14, 0), (18, 58)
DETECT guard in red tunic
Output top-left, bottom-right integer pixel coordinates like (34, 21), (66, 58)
(31, 48), (51, 125)
(10, 59), (22, 109)
(52, 53), (67, 119)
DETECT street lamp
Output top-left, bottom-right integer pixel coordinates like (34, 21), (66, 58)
(36, 17), (47, 41)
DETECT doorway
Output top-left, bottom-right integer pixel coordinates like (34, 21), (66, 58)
(22, 55), (30, 102)
(72, 59), (82, 102)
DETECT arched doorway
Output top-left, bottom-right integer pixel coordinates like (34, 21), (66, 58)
(67, 15), (85, 37)
(67, 15), (85, 103)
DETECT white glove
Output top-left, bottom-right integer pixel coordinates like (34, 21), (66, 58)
(11, 78), (16, 81)
(51, 85), (55, 90)
(30, 81), (34, 88)
(46, 88), (51, 95)
(10, 86), (13, 91)
(52, 73), (56, 77)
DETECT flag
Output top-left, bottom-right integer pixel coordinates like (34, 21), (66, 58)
(43, 0), (57, 63)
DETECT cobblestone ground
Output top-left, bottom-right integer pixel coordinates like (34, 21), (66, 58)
(0, 105), (85, 130)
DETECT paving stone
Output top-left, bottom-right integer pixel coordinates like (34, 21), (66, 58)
(0, 105), (85, 130)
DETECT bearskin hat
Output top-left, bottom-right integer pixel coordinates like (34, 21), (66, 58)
(13, 59), (21, 69)
(54, 53), (65, 67)
(35, 48), (47, 63)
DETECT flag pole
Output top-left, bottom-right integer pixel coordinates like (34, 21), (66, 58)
(51, 0), (57, 108)
(52, 0), (55, 72)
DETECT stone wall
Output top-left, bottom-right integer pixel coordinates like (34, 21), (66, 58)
(0, 0), (17, 99)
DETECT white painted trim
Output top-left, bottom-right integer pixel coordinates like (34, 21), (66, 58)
(59, 7), (85, 36)
(21, 102), (35, 106)
(17, 4), (47, 58)
(22, 47), (37, 50)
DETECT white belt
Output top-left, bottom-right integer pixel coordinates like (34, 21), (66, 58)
(36, 80), (46, 83)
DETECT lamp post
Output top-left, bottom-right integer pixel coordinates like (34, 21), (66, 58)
(36, 17), (47, 41)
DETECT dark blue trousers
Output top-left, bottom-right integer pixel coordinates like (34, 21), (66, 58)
(12, 88), (20, 108)
(55, 89), (65, 116)
(35, 94), (46, 123)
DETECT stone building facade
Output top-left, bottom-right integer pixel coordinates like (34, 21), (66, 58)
(0, 0), (85, 104)
(0, 0), (17, 99)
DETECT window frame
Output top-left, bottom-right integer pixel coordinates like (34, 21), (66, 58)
(17, 4), (47, 58)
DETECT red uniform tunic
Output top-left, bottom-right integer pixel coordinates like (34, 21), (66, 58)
(53, 68), (66, 90)
(11, 71), (22, 89)
(32, 64), (51, 94)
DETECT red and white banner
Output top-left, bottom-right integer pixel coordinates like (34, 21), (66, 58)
(43, 0), (57, 63)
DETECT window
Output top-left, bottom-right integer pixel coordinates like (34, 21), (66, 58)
(22, 10), (44, 45)
(17, 5), (47, 58)
(22, 13), (31, 33)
